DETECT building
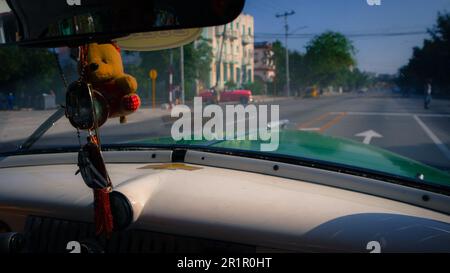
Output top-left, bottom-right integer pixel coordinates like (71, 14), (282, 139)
(254, 42), (276, 83)
(201, 13), (254, 90)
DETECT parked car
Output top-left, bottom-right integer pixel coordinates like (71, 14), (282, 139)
(200, 89), (253, 105)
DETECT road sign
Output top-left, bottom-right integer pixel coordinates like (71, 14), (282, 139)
(149, 69), (158, 109)
(149, 69), (158, 80)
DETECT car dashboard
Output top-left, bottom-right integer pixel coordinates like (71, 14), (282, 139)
(0, 150), (450, 253)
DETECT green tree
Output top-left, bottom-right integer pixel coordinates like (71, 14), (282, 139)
(397, 12), (450, 95)
(183, 39), (213, 99)
(272, 40), (287, 95)
(242, 78), (265, 95)
(225, 80), (238, 89)
(304, 31), (356, 88)
(289, 51), (307, 93)
(0, 46), (58, 96)
(126, 38), (213, 102)
(339, 68), (372, 91)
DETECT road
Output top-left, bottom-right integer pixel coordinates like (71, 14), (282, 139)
(1, 90), (450, 171)
(280, 91), (450, 170)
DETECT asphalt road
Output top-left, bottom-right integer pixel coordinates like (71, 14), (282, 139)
(2, 90), (450, 171)
(281, 91), (450, 170)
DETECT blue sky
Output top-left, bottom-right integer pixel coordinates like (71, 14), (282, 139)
(243, 0), (450, 74)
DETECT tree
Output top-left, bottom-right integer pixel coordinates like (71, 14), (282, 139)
(125, 38), (213, 101)
(271, 41), (306, 95)
(0, 46), (58, 97)
(289, 51), (307, 93)
(303, 31), (356, 88)
(397, 12), (450, 95)
(272, 41), (287, 95)
(272, 33), (359, 95)
(183, 39), (213, 99)
(341, 68), (372, 91)
(242, 78), (265, 95)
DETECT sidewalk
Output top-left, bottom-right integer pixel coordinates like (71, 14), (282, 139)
(0, 107), (172, 143)
(252, 95), (289, 103)
(0, 96), (290, 143)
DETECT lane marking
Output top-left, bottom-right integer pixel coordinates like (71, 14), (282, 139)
(331, 112), (450, 118)
(415, 114), (450, 118)
(319, 112), (347, 132)
(298, 112), (330, 129)
(413, 115), (450, 161)
(299, 128), (321, 131)
(355, 130), (383, 144)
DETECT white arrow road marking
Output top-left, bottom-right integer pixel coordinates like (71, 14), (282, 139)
(355, 130), (383, 144)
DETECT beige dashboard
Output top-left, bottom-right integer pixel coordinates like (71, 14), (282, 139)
(1, 150), (450, 252)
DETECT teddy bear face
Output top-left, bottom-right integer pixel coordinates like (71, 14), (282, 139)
(86, 43), (125, 84)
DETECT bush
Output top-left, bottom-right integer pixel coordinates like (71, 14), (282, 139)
(242, 80), (265, 95)
(225, 81), (238, 90)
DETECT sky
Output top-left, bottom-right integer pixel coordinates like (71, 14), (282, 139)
(243, 0), (450, 74)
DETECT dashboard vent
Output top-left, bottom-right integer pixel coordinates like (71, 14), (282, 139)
(23, 215), (256, 253)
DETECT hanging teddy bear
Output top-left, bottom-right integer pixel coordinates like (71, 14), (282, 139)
(84, 42), (141, 125)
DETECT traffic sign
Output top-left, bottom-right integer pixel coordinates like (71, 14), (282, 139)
(149, 69), (158, 80)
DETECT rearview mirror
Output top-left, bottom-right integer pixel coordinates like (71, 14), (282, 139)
(0, 0), (245, 47)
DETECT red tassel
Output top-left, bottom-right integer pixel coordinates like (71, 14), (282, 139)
(94, 188), (114, 238)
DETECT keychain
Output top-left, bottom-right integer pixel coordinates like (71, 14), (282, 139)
(65, 45), (114, 238)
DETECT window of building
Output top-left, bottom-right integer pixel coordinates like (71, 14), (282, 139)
(224, 64), (228, 81)
(230, 65), (235, 82)
(216, 62), (220, 84)
(236, 67), (241, 83)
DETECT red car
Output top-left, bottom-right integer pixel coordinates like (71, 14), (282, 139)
(199, 89), (253, 105)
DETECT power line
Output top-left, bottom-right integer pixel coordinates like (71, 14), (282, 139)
(254, 30), (428, 40)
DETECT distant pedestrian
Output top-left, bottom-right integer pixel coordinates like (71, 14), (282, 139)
(424, 81), (432, 109)
(211, 86), (219, 104)
(174, 86), (182, 105)
(7, 92), (15, 110)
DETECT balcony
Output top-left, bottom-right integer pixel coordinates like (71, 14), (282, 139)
(224, 54), (234, 63)
(225, 29), (239, 40)
(217, 53), (233, 63)
(215, 26), (224, 37)
(242, 34), (253, 45)
(243, 56), (253, 66)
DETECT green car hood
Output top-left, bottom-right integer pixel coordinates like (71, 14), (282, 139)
(131, 130), (450, 188)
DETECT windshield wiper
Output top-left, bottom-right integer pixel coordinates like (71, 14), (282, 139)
(17, 49), (69, 152)
(18, 107), (66, 152)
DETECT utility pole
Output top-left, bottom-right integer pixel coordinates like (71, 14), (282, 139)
(180, 45), (185, 104)
(217, 24), (227, 89)
(168, 50), (174, 108)
(276, 10), (295, 97)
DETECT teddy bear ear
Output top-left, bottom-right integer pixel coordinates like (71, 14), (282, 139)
(111, 42), (121, 53)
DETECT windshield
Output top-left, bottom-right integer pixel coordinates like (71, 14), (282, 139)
(1, 0), (450, 190)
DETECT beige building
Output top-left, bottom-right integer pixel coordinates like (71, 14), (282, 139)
(254, 42), (276, 83)
(201, 13), (254, 90)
